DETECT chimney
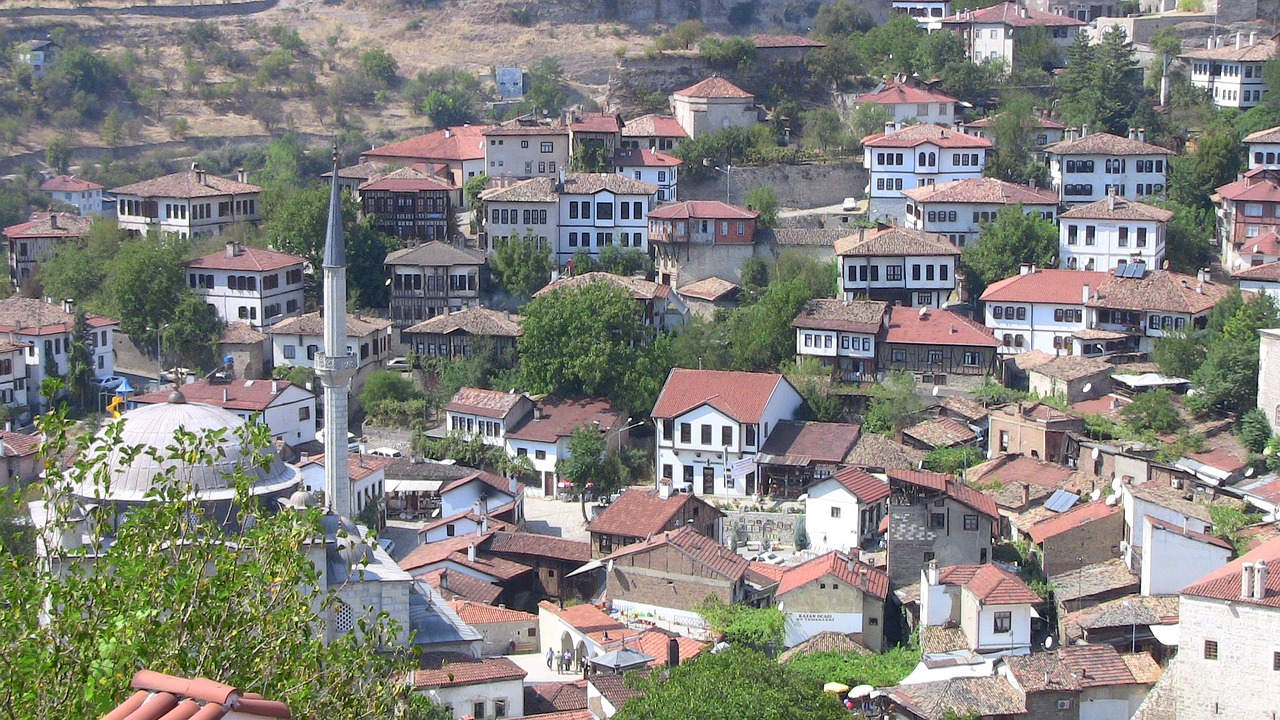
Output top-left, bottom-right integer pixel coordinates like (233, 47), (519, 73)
(300, 452), (309, 464)
(1250, 31), (1258, 46)
(659, 478), (672, 500)
(444, 128), (453, 139)
(1018, 5), (1027, 17)
(1197, 267), (1211, 284)
(1236, 32), (1243, 50)
(1256, 560), (1270, 600)
(1021, 483), (1030, 507)
(1137, 127), (1146, 143)
(467, 543), (477, 562)
(222, 388), (228, 403)
(440, 568), (449, 590)
(509, 474), (518, 495)
(481, 515), (489, 534)
(225, 241), (237, 259)
(884, 120), (896, 137)
(1243, 562), (1256, 599)
(1128, 128), (1137, 141)
(667, 637), (681, 668)
(236, 167), (248, 184)
(193, 163), (207, 186)
(49, 213), (59, 230)
(271, 379), (279, 394)
(1020, 262), (1034, 276)
(1108, 188), (1116, 211)
(61, 298), (74, 314)
(1081, 123), (1089, 138)
(533, 404), (544, 420)
(925, 559), (939, 586)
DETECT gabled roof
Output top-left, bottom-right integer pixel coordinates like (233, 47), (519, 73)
(1044, 132), (1171, 157)
(40, 174), (102, 192)
(834, 225), (960, 257)
(439, 469), (518, 498)
(886, 675), (1026, 719)
(2, 212), (91, 240)
(105, 669), (291, 720)
(964, 112), (1065, 130)
(1030, 354), (1113, 382)
(621, 114), (689, 139)
(363, 125), (492, 162)
(111, 171), (262, 198)
(1005, 645), (1158, 693)
(420, 567), (503, 604)
(358, 165), (457, 192)
(588, 486), (722, 539)
(538, 600), (637, 644)
(221, 321), (266, 345)
(1238, 229), (1280, 256)
(446, 388), (526, 419)
(776, 550), (890, 599)
(939, 563), (1042, 605)
(888, 468), (1000, 518)
(791, 298), (888, 334)
(1246, 125), (1280, 144)
(884, 306), (999, 348)
(980, 268), (1107, 304)
(826, 466), (891, 503)
(648, 200), (758, 220)
(752, 33), (825, 49)
(488, 530), (591, 563)
(651, 368), (790, 422)
(855, 82), (958, 107)
(1144, 513), (1233, 551)
(1026, 500), (1121, 544)
(398, 533), (531, 581)
(1059, 196), (1174, 222)
(862, 124), (993, 150)
(1233, 260), (1280, 282)
(1089, 269), (1232, 315)
(570, 113), (624, 134)
(0, 297), (117, 336)
(0, 431), (40, 458)
(411, 653), (527, 688)
(1180, 37), (1277, 63)
(384, 240), (484, 267)
(480, 176), (559, 203)
(612, 147), (682, 168)
(619, 627), (708, 668)
(1215, 167), (1280, 202)
(403, 306), (523, 338)
(323, 160), (390, 181)
(673, 76), (753, 99)
(605, 526), (749, 581)
(1182, 533), (1280, 607)
(588, 671), (647, 710)
(506, 397), (625, 444)
(295, 452), (392, 483)
(901, 177), (1058, 206)
(902, 416), (978, 448)
(941, 1), (1086, 27)
(676, 276), (740, 302)
(131, 378), (299, 413)
(967, 455), (1075, 490)
(187, 246), (304, 272)
(533, 271), (666, 300)
(525, 681), (589, 715)
(268, 310), (392, 338)
(449, 600), (537, 625)
(758, 420), (862, 466)
(844, 433), (925, 471)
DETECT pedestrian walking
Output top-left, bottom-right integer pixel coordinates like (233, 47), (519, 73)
(562, 650), (572, 674)
(546, 647), (554, 670)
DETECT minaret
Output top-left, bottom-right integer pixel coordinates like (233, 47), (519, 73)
(316, 145), (357, 519)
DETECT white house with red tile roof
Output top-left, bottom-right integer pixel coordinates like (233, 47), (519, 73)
(1043, 128), (1171, 205)
(1140, 513), (1232, 596)
(863, 123), (992, 223)
(484, 117), (571, 180)
(3, 211), (92, 289)
(961, 110), (1065, 150)
(1181, 33), (1277, 110)
(652, 369), (802, 498)
(0, 342), (29, 415)
(111, 166), (262, 237)
(805, 466), (890, 554)
(39, 174), (104, 216)
(1058, 194), (1172, 272)
(613, 147), (680, 202)
(410, 653), (526, 719)
(449, 600), (539, 656)
(648, 200), (759, 288)
(1245, 125), (1280, 171)
(296, 451), (391, 519)
(879, 305), (1000, 390)
(920, 562), (1041, 654)
(621, 114), (688, 152)
(852, 81), (960, 126)
(269, 311), (394, 378)
(902, 177), (1058, 248)
(776, 550), (890, 650)
(1088, 266), (1233, 354)
(186, 242), (305, 329)
(438, 470), (524, 526)
(445, 387), (534, 447)
(835, 225), (961, 309)
(669, 77), (758, 139)
(792, 298), (889, 383)
(1176, 536), (1280, 719)
(940, 1), (1084, 72)
(0, 297), (117, 409)
(980, 266), (1107, 356)
(132, 377), (316, 445)
(362, 125), (492, 202)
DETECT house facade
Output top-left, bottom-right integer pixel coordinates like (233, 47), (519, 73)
(902, 177), (1058, 248)
(1214, 168), (1280, 271)
(835, 225), (961, 309)
(805, 467), (890, 554)
(484, 118), (570, 179)
(384, 241), (485, 330)
(920, 562), (1041, 654)
(1087, 266), (1232, 355)
(862, 123), (992, 223)
(850, 81), (959, 126)
(1244, 125), (1280, 171)
(620, 114), (688, 152)
(132, 378), (316, 445)
(670, 77), (758, 139)
(603, 526), (751, 616)
(652, 369), (802, 498)
(401, 307), (522, 360)
(359, 167), (458, 243)
(884, 469), (999, 589)
(792, 298), (888, 383)
(1058, 195), (1171, 272)
(0, 297), (117, 410)
(186, 243), (305, 329)
(361, 124), (492, 206)
(648, 200), (759, 289)
(1180, 33), (1276, 110)
(269, 311), (393, 384)
(980, 267), (1105, 356)
(879, 305), (1000, 390)
(588, 484), (724, 557)
(613, 148), (680, 202)
(1044, 129), (1171, 205)
(112, 167), (262, 237)
(987, 401), (1083, 463)
(775, 551), (891, 651)
(940, 2), (1084, 72)
(4, 212), (91, 290)
(40, 175), (104, 216)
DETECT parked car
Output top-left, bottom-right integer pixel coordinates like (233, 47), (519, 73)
(161, 367), (194, 382)
(367, 447), (402, 458)
(93, 376), (125, 391)
(314, 429), (361, 452)
(385, 357), (410, 371)
(842, 197), (858, 212)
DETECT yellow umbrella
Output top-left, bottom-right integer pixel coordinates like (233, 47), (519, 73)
(823, 682), (851, 694)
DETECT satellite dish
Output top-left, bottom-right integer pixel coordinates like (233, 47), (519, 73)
(1091, 447), (1101, 460)
(1091, 488), (1102, 501)
(1044, 635), (1055, 650)
(1247, 466), (1257, 478)
(932, 386), (941, 396)
(1082, 383), (1092, 394)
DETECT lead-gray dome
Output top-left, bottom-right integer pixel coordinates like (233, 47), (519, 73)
(73, 394), (301, 503)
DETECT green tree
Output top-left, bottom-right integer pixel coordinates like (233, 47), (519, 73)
(356, 48), (399, 88)
(559, 424), (614, 521)
(1155, 199), (1214, 274)
(814, 0), (875, 38)
(64, 311), (95, 412)
(1167, 122), (1240, 210)
(794, 516), (810, 550)
(46, 135), (71, 173)
(800, 108), (848, 153)
(699, 36), (757, 73)
(1118, 388), (1184, 435)
(671, 20), (707, 49)
(786, 645), (921, 688)
(525, 57), (568, 115)
(345, 215), (396, 309)
(1151, 329), (1205, 379)
(1188, 291), (1280, 417)
(570, 141), (611, 172)
(848, 102), (891, 147)
(744, 185), (779, 228)
(166, 294), (224, 372)
(109, 234), (190, 346)
(804, 36), (862, 89)
(865, 370), (923, 435)
(1239, 408), (1272, 453)
(38, 219), (126, 313)
(1058, 28), (1143, 134)
(598, 246), (651, 276)
(491, 232), (553, 299)
(725, 278), (814, 371)
(695, 595), (786, 647)
(924, 445), (982, 475)
(853, 15), (924, 76)
(983, 94), (1050, 186)
(961, 205), (1058, 292)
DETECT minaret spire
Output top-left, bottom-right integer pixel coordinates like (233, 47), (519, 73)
(316, 142), (357, 519)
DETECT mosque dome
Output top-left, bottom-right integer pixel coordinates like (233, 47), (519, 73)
(72, 390), (301, 504)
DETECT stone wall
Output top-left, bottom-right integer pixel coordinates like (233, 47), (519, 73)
(682, 161), (869, 209)
(609, 565), (733, 612)
(724, 509), (802, 548)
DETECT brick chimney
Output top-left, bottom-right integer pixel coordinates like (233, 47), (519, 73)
(1243, 562), (1256, 599)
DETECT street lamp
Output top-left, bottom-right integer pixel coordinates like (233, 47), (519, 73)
(1122, 599), (1136, 653)
(703, 159), (731, 204)
(146, 323), (170, 386)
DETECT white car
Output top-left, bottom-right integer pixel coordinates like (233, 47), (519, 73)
(314, 429), (361, 452)
(385, 357), (410, 371)
(367, 447), (402, 458)
(842, 197), (858, 212)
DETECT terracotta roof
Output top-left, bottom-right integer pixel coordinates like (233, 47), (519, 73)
(588, 672), (646, 710)
(221, 321), (267, 345)
(1030, 354), (1113, 382)
(1059, 644), (1151, 687)
(1059, 196), (1174, 222)
(363, 125), (492, 162)
(533, 271), (666, 300)
(488, 530), (591, 563)
(1048, 558), (1138, 603)
(111, 170), (262, 198)
(1232, 260), (1280, 281)
(967, 455), (1075, 490)
(188, 246), (303, 272)
(885, 306), (999, 348)
(1144, 514), (1233, 551)
(565, 172), (658, 196)
(617, 627), (708, 668)
(902, 177), (1058, 206)
(747, 560), (787, 584)
(484, 118), (570, 137)
(506, 397), (625, 444)
(420, 567), (503, 604)
(752, 33), (825, 48)
(588, 486), (720, 539)
(965, 112), (1065, 130)
(358, 165), (458, 192)
(612, 147), (682, 168)
(1044, 132), (1171, 157)
(132, 378), (297, 413)
(902, 416), (978, 448)
(980, 268), (1106, 304)
(834, 225), (960, 256)
(449, 600), (537, 625)
(621, 114), (688, 139)
(676, 276), (740, 302)
(863, 123), (993, 150)
(1064, 594), (1179, 639)
(296, 452), (391, 483)
(403, 307), (523, 338)
(844, 433), (925, 471)
(2, 211), (91, 239)
(1180, 37), (1277, 62)
(792, 298), (888, 333)
(651, 368), (789, 422)
(889, 468), (1000, 518)
(1026, 500), (1121, 544)
(605, 526), (749, 581)
(888, 675), (1026, 719)
(102, 669), (291, 720)
(776, 550), (890, 600)
(268, 311), (392, 338)
(759, 227), (849, 247)
(0, 431), (40, 457)
(398, 534), (532, 581)
(673, 76), (753, 99)
(945, 563), (1042, 604)
(919, 624), (969, 654)
(940, 396), (988, 423)
(418, 508), (516, 536)
(942, 1), (1085, 26)
(384, 240), (484, 267)
(480, 177), (559, 203)
(1246, 125), (1280, 143)
(439, 469), (518, 498)
(828, 466), (891, 503)
(648, 200), (758, 220)
(539, 600), (636, 643)
(758, 420), (862, 465)
(1239, 229), (1280, 256)
(570, 113), (623, 133)
(1183, 533), (1280, 606)
(1089, 269), (1232, 315)
(445, 387), (526, 419)
(777, 632), (871, 663)
(411, 653), (526, 688)
(1006, 646), (1158, 692)
(323, 160), (391, 181)
(1215, 167), (1280, 202)
(856, 82), (958, 107)
(41, 174), (102, 192)
(992, 400), (1080, 424)
(524, 681), (589, 715)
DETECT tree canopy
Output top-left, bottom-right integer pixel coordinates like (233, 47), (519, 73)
(490, 232), (554, 300)
(961, 205), (1059, 293)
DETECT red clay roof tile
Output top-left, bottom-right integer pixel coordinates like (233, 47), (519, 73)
(412, 654), (527, 688)
(187, 246), (304, 272)
(651, 368), (790, 422)
(884, 306), (999, 347)
(674, 76), (753, 98)
(777, 550), (890, 600)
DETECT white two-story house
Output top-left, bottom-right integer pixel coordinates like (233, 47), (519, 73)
(40, 175), (104, 216)
(1058, 194), (1171, 272)
(939, 1), (1084, 72)
(613, 148), (680, 202)
(1044, 128), (1171, 205)
(980, 266), (1105, 356)
(133, 378), (316, 446)
(444, 387), (533, 449)
(484, 118), (570, 180)
(919, 562), (1041, 655)
(112, 165), (262, 238)
(1245, 125), (1280, 171)
(269, 311), (393, 391)
(892, 0), (951, 28)
(902, 177), (1058, 248)
(1087, 265), (1234, 354)
(863, 122), (992, 223)
(652, 369), (802, 498)
(0, 297), (117, 410)
(836, 225), (961, 309)
(792, 298), (889, 383)
(186, 243), (305, 329)
(1180, 32), (1276, 110)
(850, 81), (959, 126)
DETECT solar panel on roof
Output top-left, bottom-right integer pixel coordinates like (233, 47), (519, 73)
(1043, 489), (1080, 513)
